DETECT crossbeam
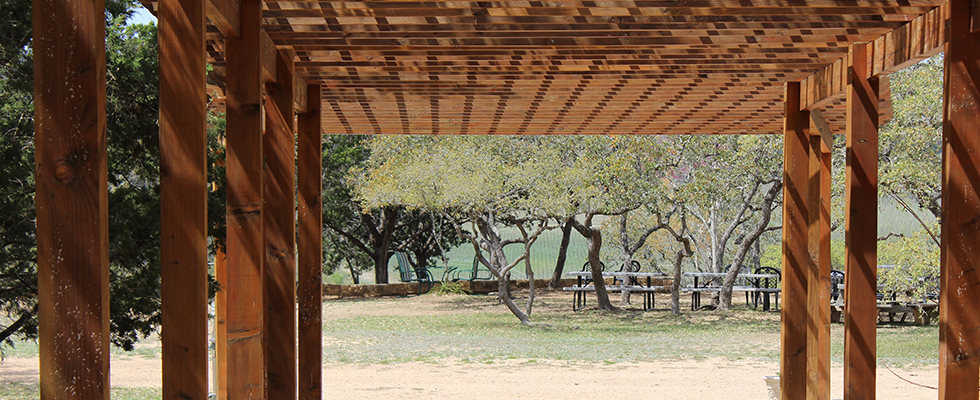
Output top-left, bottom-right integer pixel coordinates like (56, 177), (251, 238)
(800, 3), (946, 110)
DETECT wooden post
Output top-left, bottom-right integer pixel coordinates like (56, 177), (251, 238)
(843, 42), (879, 400)
(939, 0), (980, 397)
(806, 110), (833, 400)
(297, 84), (323, 400)
(214, 248), (228, 400)
(225, 0), (265, 397)
(33, 0), (109, 398)
(781, 81), (809, 400)
(264, 49), (297, 400)
(159, 0), (209, 397)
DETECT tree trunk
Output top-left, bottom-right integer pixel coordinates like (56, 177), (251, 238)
(497, 273), (530, 324)
(372, 208), (398, 284)
(570, 217), (616, 311)
(619, 214), (633, 305)
(670, 248), (685, 315)
(548, 217), (574, 290)
(718, 182), (782, 310)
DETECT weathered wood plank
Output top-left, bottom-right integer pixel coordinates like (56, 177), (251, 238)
(224, 0), (265, 397)
(263, 49), (297, 400)
(33, 0), (109, 397)
(159, 0), (209, 397)
(843, 42), (879, 400)
(297, 84), (323, 400)
(781, 81), (809, 400)
(939, 0), (980, 397)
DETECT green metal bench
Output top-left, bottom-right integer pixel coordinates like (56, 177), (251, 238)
(394, 251), (436, 295)
(447, 256), (495, 282)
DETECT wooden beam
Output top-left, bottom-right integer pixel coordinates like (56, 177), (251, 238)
(781, 81), (809, 400)
(206, 0), (239, 38)
(159, 0), (209, 397)
(294, 75), (309, 113)
(262, 30), (277, 84)
(806, 117), (832, 400)
(224, 0), (265, 397)
(264, 49), (297, 400)
(939, 0), (980, 397)
(33, 0), (109, 398)
(297, 84), (323, 400)
(800, 3), (946, 110)
(843, 42), (879, 400)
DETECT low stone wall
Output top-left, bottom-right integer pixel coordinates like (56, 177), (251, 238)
(323, 277), (674, 298)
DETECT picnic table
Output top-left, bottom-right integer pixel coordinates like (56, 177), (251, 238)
(682, 271), (780, 311)
(563, 271), (665, 311)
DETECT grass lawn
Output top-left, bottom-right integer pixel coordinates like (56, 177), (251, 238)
(1, 291), (939, 398)
(320, 293), (938, 367)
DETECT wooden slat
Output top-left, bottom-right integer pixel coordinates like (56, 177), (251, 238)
(843, 42), (879, 400)
(159, 0), (209, 397)
(780, 81), (809, 400)
(224, 0), (265, 397)
(206, 0), (240, 38)
(939, 0), (980, 397)
(805, 122), (831, 400)
(263, 49), (297, 400)
(297, 84), (323, 400)
(33, 0), (109, 398)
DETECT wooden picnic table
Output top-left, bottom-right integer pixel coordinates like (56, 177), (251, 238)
(682, 271), (780, 311)
(564, 271), (665, 311)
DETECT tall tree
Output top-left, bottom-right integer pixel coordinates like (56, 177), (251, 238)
(355, 135), (557, 323)
(321, 135), (460, 283)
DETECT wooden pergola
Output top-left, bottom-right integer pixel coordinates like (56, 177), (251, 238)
(31, 0), (978, 398)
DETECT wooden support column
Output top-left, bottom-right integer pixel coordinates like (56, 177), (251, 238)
(843, 42), (879, 400)
(297, 85), (323, 400)
(264, 49), (297, 400)
(781, 81), (809, 400)
(214, 249), (228, 400)
(33, 0), (109, 398)
(939, 0), (980, 397)
(806, 109), (833, 400)
(159, 0), (209, 397)
(224, 0), (265, 397)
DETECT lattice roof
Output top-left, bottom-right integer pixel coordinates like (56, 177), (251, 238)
(149, 0), (944, 135)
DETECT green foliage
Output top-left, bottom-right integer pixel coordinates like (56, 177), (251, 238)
(879, 55), (943, 220)
(878, 228), (940, 302)
(322, 135), (463, 282)
(429, 281), (471, 295)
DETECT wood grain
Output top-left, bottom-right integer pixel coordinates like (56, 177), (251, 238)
(843, 42), (879, 400)
(780, 81), (809, 400)
(33, 0), (109, 398)
(297, 84), (323, 400)
(263, 49), (297, 400)
(224, 0), (265, 397)
(939, 0), (980, 397)
(159, 0), (209, 397)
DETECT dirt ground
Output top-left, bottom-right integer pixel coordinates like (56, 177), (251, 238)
(0, 292), (940, 399)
